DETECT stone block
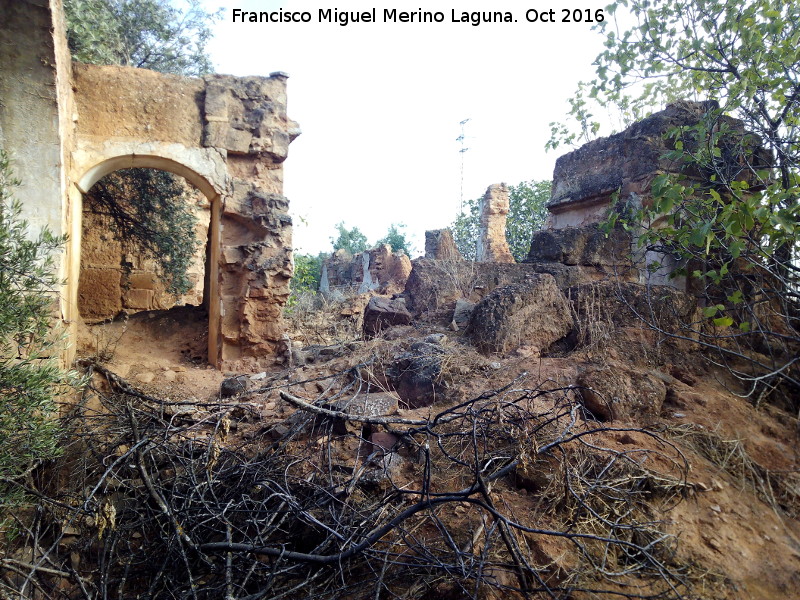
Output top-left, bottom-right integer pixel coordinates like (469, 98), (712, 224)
(467, 273), (574, 355)
(123, 288), (155, 310)
(204, 83), (230, 119)
(425, 229), (463, 260)
(363, 296), (412, 338)
(526, 225), (632, 267)
(226, 128), (253, 154)
(78, 268), (122, 322)
(203, 120), (229, 148)
(127, 272), (157, 290)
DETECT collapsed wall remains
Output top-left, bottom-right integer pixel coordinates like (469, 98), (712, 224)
(0, 0), (301, 369)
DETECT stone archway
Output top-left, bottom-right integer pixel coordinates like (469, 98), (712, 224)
(64, 63), (298, 370)
(1, 3), (299, 370)
(68, 151), (225, 367)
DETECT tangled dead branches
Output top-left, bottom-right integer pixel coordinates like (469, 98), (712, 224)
(1, 361), (694, 600)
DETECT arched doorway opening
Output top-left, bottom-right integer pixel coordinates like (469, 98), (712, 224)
(72, 155), (222, 369)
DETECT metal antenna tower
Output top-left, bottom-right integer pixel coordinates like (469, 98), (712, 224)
(457, 118), (470, 213)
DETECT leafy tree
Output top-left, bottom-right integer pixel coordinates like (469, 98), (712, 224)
(451, 180), (551, 261)
(377, 223), (413, 255)
(451, 197), (481, 261)
(331, 222), (369, 255)
(505, 180), (551, 260)
(555, 0), (800, 401)
(286, 252), (327, 309)
(291, 252), (326, 293)
(0, 152), (78, 508)
(86, 169), (202, 295)
(64, 0), (221, 76)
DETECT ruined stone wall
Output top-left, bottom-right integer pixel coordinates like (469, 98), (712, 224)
(0, 0), (74, 245)
(69, 64), (299, 369)
(546, 100), (718, 230)
(320, 245), (412, 296)
(534, 101), (750, 288)
(0, 0), (300, 369)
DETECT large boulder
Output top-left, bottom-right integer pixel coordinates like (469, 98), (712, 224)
(467, 273), (574, 355)
(363, 296), (412, 338)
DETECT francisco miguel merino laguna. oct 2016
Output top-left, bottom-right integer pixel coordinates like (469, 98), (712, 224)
(230, 8), (603, 26)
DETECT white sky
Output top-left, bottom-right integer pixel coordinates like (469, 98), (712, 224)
(203, 1), (610, 255)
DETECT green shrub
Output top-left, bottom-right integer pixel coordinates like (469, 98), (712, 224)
(0, 152), (80, 510)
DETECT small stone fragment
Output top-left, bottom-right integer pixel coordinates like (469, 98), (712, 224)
(136, 371), (155, 384)
(220, 374), (250, 398)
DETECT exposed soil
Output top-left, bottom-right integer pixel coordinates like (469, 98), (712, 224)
(76, 305), (225, 401)
(69, 295), (800, 599)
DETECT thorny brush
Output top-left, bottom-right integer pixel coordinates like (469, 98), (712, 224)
(0, 359), (705, 600)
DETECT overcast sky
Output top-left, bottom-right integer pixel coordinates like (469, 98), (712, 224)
(202, 1), (610, 255)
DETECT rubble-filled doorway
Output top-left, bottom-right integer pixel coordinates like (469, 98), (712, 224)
(74, 160), (222, 368)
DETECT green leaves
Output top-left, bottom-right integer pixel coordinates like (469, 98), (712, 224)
(64, 0), (221, 76)
(0, 151), (79, 509)
(377, 223), (413, 255)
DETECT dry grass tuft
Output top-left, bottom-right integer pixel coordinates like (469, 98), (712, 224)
(284, 289), (367, 346)
(667, 423), (800, 517)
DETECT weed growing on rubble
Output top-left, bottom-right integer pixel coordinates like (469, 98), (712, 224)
(665, 423), (800, 519)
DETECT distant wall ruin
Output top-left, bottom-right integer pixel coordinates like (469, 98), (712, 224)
(0, 0), (299, 369)
(320, 245), (412, 296)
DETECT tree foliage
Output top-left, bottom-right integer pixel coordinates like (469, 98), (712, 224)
(330, 222), (369, 255)
(64, 0), (220, 76)
(376, 223), (412, 255)
(86, 169), (202, 296)
(291, 252), (326, 294)
(555, 0), (800, 401)
(451, 180), (551, 261)
(0, 152), (78, 508)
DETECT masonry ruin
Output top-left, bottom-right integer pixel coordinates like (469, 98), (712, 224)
(0, 0), (299, 369)
(0, 0), (750, 372)
(320, 245), (412, 296)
